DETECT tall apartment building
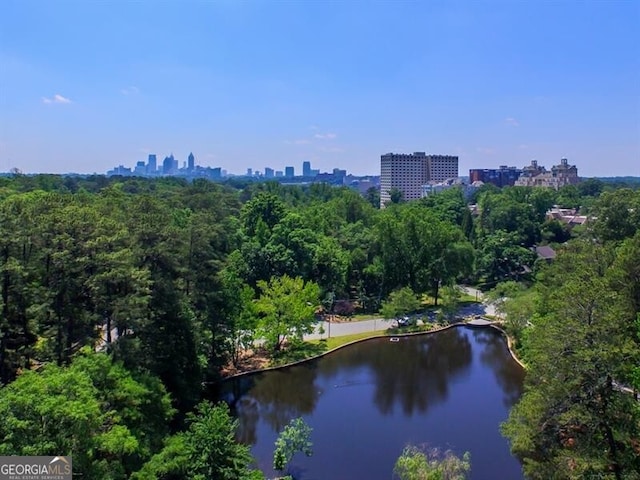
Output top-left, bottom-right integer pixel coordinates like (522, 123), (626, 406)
(429, 155), (459, 181)
(380, 152), (459, 207)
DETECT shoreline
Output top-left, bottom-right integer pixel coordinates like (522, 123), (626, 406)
(216, 321), (526, 384)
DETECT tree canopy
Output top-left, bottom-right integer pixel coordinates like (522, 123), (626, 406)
(1, 174), (638, 479)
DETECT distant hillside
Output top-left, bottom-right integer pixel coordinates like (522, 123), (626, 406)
(594, 176), (640, 185)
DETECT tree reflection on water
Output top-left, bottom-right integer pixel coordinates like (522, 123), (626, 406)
(216, 363), (321, 444)
(474, 328), (525, 408)
(315, 328), (472, 415)
(215, 326), (523, 445)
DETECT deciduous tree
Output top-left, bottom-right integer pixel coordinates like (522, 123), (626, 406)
(0, 349), (174, 479)
(502, 242), (640, 479)
(256, 275), (320, 351)
(273, 417), (313, 474)
(393, 445), (471, 480)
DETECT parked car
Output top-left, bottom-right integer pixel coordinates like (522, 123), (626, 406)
(396, 316), (411, 327)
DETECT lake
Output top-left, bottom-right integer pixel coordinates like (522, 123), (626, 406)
(214, 326), (525, 480)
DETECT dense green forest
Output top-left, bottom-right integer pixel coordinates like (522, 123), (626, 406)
(0, 174), (638, 479)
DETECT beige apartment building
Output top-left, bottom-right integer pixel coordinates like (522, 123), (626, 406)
(514, 158), (579, 189)
(380, 152), (459, 207)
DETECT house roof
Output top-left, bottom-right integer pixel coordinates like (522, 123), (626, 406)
(535, 245), (557, 260)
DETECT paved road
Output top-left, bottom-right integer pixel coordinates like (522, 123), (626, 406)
(305, 317), (394, 340)
(461, 285), (497, 316)
(306, 287), (497, 341)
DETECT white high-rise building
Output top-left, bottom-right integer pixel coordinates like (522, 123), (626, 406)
(380, 152), (459, 207)
(428, 155), (459, 182)
(380, 152), (428, 206)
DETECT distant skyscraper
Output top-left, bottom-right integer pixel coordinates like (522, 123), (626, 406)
(247, 168), (253, 176)
(285, 166), (294, 178)
(265, 167), (274, 178)
(134, 161), (146, 176)
(163, 154), (176, 174)
(188, 152), (195, 171)
(302, 161), (311, 177)
(147, 154), (157, 174)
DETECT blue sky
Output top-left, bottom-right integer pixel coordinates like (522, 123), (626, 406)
(1, 0), (638, 177)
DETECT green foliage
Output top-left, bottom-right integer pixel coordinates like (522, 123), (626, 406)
(421, 188), (468, 226)
(576, 178), (604, 197)
(632, 314), (640, 392)
(388, 187), (405, 205)
(592, 188), (640, 242)
(485, 281), (526, 319)
(3, 174), (638, 479)
(393, 445), (471, 480)
(241, 192), (287, 238)
(365, 186), (381, 209)
(439, 285), (463, 321)
(476, 186), (559, 252)
(381, 287), (421, 320)
(0, 349), (175, 479)
(273, 417), (313, 473)
(375, 204), (474, 302)
(502, 241), (640, 479)
(467, 181), (499, 204)
(486, 281), (535, 347)
(183, 402), (259, 480)
(134, 401), (263, 480)
(476, 231), (536, 283)
(540, 218), (572, 244)
(256, 275), (320, 351)
(221, 269), (260, 366)
(555, 185), (582, 209)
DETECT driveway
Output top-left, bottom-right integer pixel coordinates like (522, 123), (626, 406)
(306, 287), (497, 341)
(305, 317), (394, 340)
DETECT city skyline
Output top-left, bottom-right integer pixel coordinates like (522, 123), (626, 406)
(1, 1), (639, 177)
(107, 153), (337, 179)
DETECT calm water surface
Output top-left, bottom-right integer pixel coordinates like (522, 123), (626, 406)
(214, 326), (525, 480)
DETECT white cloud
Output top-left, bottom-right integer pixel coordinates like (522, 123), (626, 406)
(42, 94), (72, 104)
(504, 117), (519, 127)
(121, 86), (140, 95)
(314, 132), (337, 140)
(285, 129), (337, 145)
